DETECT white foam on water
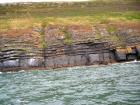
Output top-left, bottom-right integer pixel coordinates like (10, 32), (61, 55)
(125, 60), (140, 64)
(18, 70), (25, 72)
(7, 71), (14, 74)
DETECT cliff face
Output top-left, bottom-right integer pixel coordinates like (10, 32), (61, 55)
(45, 42), (112, 68)
(0, 0), (140, 71)
(0, 23), (140, 71)
(0, 41), (113, 71)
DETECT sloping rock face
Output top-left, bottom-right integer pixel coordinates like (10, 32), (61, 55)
(0, 23), (140, 71)
(43, 24), (140, 47)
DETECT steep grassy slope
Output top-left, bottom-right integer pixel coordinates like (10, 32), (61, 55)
(0, 0), (140, 30)
(0, 0), (140, 49)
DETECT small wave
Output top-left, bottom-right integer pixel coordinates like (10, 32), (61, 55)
(67, 66), (87, 71)
(7, 71), (13, 74)
(124, 60), (140, 64)
(18, 70), (25, 72)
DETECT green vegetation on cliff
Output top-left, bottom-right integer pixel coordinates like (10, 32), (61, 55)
(0, 0), (140, 30)
(0, 0), (140, 49)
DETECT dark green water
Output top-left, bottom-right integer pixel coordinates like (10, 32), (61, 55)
(0, 62), (140, 105)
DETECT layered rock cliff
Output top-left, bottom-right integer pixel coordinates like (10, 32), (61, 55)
(0, 23), (140, 71)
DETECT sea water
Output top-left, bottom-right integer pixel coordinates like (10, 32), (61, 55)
(0, 62), (140, 105)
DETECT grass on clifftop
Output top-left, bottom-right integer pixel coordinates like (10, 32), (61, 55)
(0, 0), (140, 31)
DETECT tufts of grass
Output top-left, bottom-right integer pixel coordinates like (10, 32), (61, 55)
(0, 0), (140, 30)
(62, 27), (73, 45)
(107, 26), (117, 34)
(39, 21), (49, 49)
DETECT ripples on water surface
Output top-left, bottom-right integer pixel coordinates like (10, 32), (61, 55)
(0, 62), (140, 105)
